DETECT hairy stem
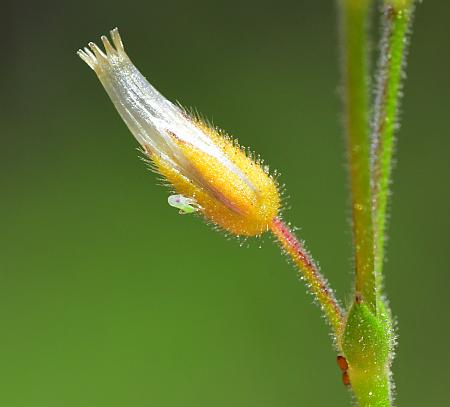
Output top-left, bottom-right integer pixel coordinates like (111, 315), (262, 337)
(270, 217), (344, 337)
(372, 0), (415, 297)
(338, 0), (376, 311)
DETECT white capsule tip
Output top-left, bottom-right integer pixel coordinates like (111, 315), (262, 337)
(77, 28), (126, 72)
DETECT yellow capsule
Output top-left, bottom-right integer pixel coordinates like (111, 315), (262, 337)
(78, 28), (280, 236)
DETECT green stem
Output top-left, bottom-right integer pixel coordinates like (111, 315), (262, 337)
(338, 0), (375, 311)
(270, 217), (344, 338)
(349, 370), (390, 407)
(342, 301), (392, 407)
(372, 0), (415, 297)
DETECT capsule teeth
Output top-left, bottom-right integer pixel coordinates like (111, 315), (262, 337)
(77, 49), (97, 70)
(77, 49), (88, 62)
(78, 28), (127, 71)
(88, 41), (107, 60)
(83, 47), (98, 67)
(110, 27), (125, 53)
(101, 35), (115, 55)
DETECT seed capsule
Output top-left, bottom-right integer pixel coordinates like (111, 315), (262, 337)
(78, 29), (281, 236)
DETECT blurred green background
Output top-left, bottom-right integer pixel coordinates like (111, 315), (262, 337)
(2, 1), (449, 406)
